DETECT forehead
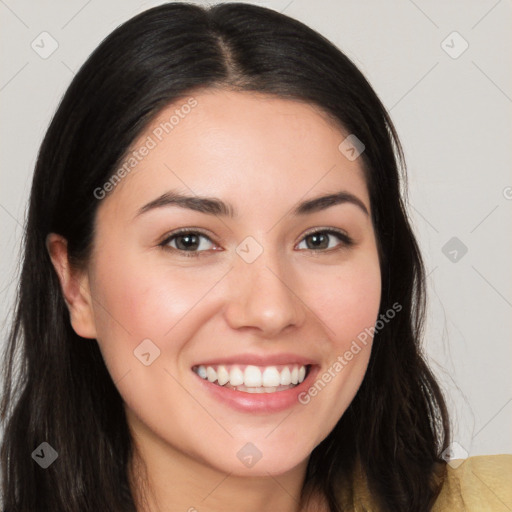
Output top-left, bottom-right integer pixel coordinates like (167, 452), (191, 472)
(98, 89), (370, 221)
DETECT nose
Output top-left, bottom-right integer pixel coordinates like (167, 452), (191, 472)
(223, 249), (307, 338)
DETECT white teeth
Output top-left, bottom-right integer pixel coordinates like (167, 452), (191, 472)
(206, 366), (217, 383)
(217, 365), (230, 386)
(194, 363), (309, 391)
(229, 366), (244, 386)
(262, 366), (281, 387)
(280, 367), (291, 385)
(227, 383), (294, 393)
(244, 365), (262, 387)
(243, 386), (265, 394)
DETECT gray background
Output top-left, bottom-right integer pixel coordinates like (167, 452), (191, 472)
(1, 0), (511, 456)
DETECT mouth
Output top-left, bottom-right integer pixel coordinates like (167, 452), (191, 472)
(190, 354), (320, 413)
(191, 363), (312, 394)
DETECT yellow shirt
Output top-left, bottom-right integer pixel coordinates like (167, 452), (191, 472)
(346, 454), (512, 511)
(432, 455), (512, 511)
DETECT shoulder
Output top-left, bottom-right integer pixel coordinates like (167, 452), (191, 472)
(347, 454), (512, 511)
(432, 454), (512, 511)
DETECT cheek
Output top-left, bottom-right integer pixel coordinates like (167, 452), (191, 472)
(88, 250), (227, 376)
(295, 253), (381, 438)
(302, 253), (382, 344)
(87, 253), (217, 436)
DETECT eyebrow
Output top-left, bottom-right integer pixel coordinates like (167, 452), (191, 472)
(134, 189), (369, 219)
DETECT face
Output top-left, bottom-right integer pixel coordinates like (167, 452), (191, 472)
(75, 89), (381, 476)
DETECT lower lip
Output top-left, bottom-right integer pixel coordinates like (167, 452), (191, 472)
(192, 365), (320, 413)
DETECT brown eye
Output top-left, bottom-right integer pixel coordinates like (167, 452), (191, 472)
(297, 229), (353, 252)
(160, 230), (216, 257)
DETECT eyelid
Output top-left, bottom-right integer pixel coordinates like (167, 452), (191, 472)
(300, 226), (352, 242)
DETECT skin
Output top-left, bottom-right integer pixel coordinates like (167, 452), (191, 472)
(47, 89), (382, 512)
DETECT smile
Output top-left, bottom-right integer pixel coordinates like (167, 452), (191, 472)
(192, 364), (310, 393)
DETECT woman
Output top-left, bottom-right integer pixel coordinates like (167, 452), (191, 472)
(1, 2), (510, 511)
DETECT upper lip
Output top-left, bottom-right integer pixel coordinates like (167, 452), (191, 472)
(192, 353), (318, 368)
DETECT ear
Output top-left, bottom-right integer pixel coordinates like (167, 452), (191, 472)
(46, 233), (97, 339)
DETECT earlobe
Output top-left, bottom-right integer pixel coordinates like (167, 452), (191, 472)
(45, 233), (97, 339)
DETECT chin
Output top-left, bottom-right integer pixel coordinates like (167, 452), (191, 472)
(200, 437), (312, 478)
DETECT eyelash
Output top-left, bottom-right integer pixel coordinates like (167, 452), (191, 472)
(158, 227), (354, 258)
